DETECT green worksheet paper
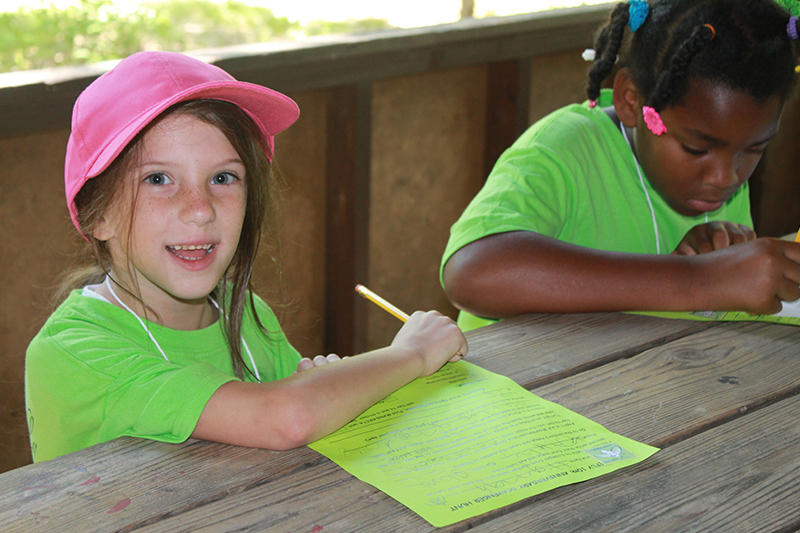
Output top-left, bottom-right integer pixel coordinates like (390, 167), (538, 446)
(309, 361), (658, 527)
(633, 307), (800, 326)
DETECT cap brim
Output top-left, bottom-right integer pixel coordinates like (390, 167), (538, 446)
(84, 80), (299, 181)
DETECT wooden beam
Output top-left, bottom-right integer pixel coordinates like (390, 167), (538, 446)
(324, 83), (371, 355)
(483, 59), (531, 179)
(0, 6), (608, 138)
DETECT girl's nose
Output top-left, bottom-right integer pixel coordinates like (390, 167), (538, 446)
(179, 186), (216, 225)
(705, 157), (740, 189)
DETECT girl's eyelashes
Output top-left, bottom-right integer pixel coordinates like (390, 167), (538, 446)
(144, 172), (172, 185)
(681, 145), (709, 156)
(746, 144), (769, 156)
(682, 145), (767, 157)
(212, 171), (240, 185)
(140, 171), (241, 185)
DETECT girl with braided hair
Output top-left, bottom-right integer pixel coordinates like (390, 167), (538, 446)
(441, 0), (800, 330)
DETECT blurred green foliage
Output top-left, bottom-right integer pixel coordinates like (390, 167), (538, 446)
(0, 0), (393, 72)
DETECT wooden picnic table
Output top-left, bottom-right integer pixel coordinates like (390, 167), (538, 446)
(2, 312), (799, 532)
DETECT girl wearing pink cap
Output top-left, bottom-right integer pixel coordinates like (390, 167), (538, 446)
(25, 51), (467, 462)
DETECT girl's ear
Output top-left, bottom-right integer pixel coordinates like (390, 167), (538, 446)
(613, 69), (644, 128)
(91, 216), (114, 242)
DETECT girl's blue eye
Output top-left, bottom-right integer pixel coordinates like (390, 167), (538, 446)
(144, 173), (172, 185)
(212, 172), (238, 185)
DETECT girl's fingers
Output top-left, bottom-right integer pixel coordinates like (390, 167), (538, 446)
(295, 354), (346, 374)
(710, 224), (732, 251)
(296, 357), (315, 372)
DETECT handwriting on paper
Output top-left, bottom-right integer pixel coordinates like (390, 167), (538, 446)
(310, 361), (658, 527)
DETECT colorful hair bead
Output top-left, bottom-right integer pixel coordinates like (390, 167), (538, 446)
(642, 106), (667, 136)
(789, 16), (799, 40)
(588, 100), (598, 108)
(582, 48), (597, 61)
(628, 0), (649, 32)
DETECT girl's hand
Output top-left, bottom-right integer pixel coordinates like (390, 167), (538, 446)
(701, 238), (800, 314)
(673, 222), (756, 256)
(294, 354), (345, 374)
(391, 311), (468, 377)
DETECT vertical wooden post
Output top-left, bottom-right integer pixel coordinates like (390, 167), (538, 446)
(483, 59), (531, 180)
(325, 83), (372, 355)
(461, 0), (475, 19)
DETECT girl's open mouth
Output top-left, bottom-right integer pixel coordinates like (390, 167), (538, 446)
(167, 244), (214, 261)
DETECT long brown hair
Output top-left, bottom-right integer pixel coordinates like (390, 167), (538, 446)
(67, 99), (280, 380)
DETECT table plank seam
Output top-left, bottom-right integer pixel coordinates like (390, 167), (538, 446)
(109, 451), (332, 533)
(518, 321), (722, 391)
(649, 380), (800, 449)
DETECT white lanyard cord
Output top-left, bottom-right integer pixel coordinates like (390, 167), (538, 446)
(105, 276), (170, 362)
(620, 121), (661, 254)
(104, 277), (261, 382)
(618, 121), (707, 255)
(208, 296), (261, 383)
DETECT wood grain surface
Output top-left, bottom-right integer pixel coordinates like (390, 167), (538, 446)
(2, 313), (798, 533)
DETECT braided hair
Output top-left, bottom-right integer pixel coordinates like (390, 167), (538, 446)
(586, 0), (798, 112)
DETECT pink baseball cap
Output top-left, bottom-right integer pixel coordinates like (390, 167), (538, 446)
(65, 50), (300, 235)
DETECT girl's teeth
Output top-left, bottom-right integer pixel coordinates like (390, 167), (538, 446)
(168, 244), (214, 260)
(171, 244), (212, 251)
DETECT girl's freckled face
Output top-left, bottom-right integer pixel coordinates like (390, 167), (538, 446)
(100, 113), (247, 310)
(634, 80), (783, 217)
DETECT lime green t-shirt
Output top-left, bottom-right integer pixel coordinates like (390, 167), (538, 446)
(441, 91), (752, 330)
(25, 289), (301, 462)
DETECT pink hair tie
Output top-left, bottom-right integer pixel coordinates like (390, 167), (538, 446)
(642, 106), (667, 136)
(588, 99), (598, 108)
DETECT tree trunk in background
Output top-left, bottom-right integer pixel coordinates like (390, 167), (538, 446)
(461, 0), (475, 18)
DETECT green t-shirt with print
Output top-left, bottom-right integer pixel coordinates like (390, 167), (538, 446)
(25, 289), (301, 462)
(441, 90), (752, 330)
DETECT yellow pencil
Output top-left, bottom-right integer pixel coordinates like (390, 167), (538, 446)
(355, 285), (410, 322)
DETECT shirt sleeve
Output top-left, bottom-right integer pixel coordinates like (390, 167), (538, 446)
(26, 319), (236, 462)
(440, 117), (579, 285)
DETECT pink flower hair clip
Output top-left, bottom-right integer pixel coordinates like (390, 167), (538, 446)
(642, 106), (667, 136)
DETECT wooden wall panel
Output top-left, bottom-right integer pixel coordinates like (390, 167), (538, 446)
(527, 49), (590, 124)
(0, 128), (72, 472)
(368, 66), (488, 350)
(252, 90), (329, 357)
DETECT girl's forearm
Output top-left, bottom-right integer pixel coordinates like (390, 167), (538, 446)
(194, 345), (427, 450)
(443, 231), (709, 316)
(276, 346), (426, 445)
